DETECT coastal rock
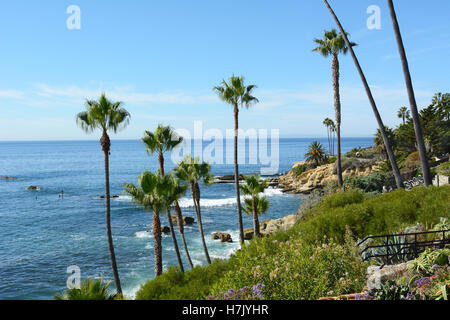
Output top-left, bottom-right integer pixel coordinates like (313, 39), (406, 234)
(99, 195), (119, 199)
(261, 214), (299, 235)
(211, 232), (233, 243)
(1, 176), (17, 180)
(213, 174), (245, 184)
(243, 228), (254, 240)
(367, 262), (411, 291)
(27, 185), (39, 190)
(170, 214), (195, 225)
(161, 226), (171, 234)
(278, 160), (381, 194)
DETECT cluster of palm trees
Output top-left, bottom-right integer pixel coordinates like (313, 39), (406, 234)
(74, 0), (434, 297)
(76, 79), (263, 295)
(316, 0), (432, 190)
(322, 118), (336, 156)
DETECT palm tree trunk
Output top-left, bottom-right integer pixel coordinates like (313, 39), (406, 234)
(333, 54), (343, 186)
(158, 152), (184, 272)
(326, 125), (330, 156)
(252, 197), (260, 237)
(175, 200), (194, 268)
(153, 211), (163, 277)
(167, 208), (184, 272)
(191, 182), (211, 264)
(387, 0), (432, 186)
(323, 0), (404, 189)
(234, 105), (244, 245)
(100, 131), (122, 295)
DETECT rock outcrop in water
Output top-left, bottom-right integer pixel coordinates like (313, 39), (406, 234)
(170, 214), (194, 225)
(1, 176), (17, 180)
(278, 160), (381, 194)
(211, 232), (233, 243)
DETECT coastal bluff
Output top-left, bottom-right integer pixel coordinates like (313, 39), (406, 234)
(278, 160), (381, 194)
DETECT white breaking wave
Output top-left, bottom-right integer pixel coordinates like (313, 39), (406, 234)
(135, 230), (152, 239)
(117, 188), (283, 208)
(177, 187), (283, 208)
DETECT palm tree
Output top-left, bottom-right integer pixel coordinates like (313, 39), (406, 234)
(243, 196), (270, 233)
(397, 106), (410, 125)
(54, 278), (115, 300)
(387, 0), (432, 186)
(240, 175), (269, 237)
(330, 120), (336, 156)
(76, 93), (130, 295)
(142, 124), (185, 272)
(123, 170), (173, 277)
(322, 0), (404, 189)
(305, 141), (327, 167)
(166, 175), (194, 269)
(213, 75), (259, 245)
(313, 29), (356, 187)
(174, 155), (214, 264)
(323, 117), (334, 155)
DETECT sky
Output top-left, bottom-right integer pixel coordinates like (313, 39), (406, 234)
(0, 0), (449, 140)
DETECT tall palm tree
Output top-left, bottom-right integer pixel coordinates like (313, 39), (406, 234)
(123, 170), (173, 277)
(387, 0), (432, 186)
(322, 0), (404, 189)
(305, 141), (327, 167)
(213, 75), (259, 245)
(142, 124), (185, 272)
(313, 29), (356, 187)
(174, 155), (214, 264)
(76, 93), (130, 295)
(323, 117), (334, 155)
(240, 175), (269, 237)
(397, 106), (410, 125)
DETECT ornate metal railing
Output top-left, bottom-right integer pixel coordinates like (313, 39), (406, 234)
(357, 229), (449, 268)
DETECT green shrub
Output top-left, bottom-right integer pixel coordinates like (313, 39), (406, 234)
(210, 230), (367, 300)
(328, 156), (337, 164)
(344, 173), (395, 193)
(292, 164), (308, 176)
(436, 161), (450, 176)
(135, 259), (230, 300)
(296, 186), (450, 245)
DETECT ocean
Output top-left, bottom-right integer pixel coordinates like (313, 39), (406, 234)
(0, 137), (373, 299)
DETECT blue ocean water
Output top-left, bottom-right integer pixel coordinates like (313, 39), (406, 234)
(0, 137), (373, 299)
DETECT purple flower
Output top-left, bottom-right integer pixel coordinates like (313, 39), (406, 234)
(355, 293), (373, 300)
(413, 277), (431, 287)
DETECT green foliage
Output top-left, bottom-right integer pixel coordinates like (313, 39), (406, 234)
(243, 196), (270, 216)
(213, 75), (259, 109)
(295, 186), (450, 245)
(292, 164), (308, 176)
(76, 93), (130, 134)
(305, 141), (328, 167)
(135, 260), (230, 300)
(409, 248), (450, 276)
(328, 156), (337, 164)
(369, 280), (412, 300)
(404, 151), (420, 171)
(435, 162), (450, 176)
(344, 173), (395, 193)
(142, 124), (183, 155)
(210, 230), (367, 300)
(54, 278), (115, 300)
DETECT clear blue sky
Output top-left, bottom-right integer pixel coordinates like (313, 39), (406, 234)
(0, 0), (449, 140)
